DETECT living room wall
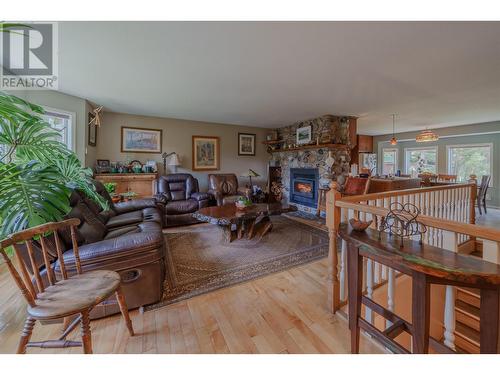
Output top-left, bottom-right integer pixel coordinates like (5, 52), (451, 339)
(95, 112), (270, 190)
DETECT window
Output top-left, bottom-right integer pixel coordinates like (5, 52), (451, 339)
(42, 110), (74, 151)
(405, 147), (437, 175)
(447, 144), (492, 183)
(382, 148), (398, 175)
(0, 108), (74, 160)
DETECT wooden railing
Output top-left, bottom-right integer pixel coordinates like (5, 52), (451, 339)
(326, 180), (500, 351)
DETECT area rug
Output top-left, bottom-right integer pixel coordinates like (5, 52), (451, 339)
(144, 216), (328, 311)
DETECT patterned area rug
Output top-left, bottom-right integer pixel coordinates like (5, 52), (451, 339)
(144, 216), (328, 311)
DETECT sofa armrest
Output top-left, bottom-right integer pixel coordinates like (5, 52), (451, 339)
(113, 198), (159, 215)
(59, 229), (164, 270)
(153, 193), (170, 205)
(190, 192), (210, 201)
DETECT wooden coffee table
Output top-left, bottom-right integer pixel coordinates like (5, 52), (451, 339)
(193, 203), (297, 243)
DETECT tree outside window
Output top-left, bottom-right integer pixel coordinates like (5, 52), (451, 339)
(405, 147), (437, 175)
(448, 144), (492, 182)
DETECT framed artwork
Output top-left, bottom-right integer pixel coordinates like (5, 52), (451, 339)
(88, 112), (97, 147)
(121, 126), (162, 153)
(296, 125), (312, 145)
(192, 135), (220, 171)
(96, 159), (110, 168)
(238, 133), (256, 156)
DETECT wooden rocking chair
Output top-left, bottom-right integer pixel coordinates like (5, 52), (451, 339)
(0, 218), (135, 354)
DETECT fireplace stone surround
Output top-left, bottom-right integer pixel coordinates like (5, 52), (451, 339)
(269, 115), (355, 214)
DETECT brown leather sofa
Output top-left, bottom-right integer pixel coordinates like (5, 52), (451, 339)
(207, 173), (251, 206)
(154, 173), (211, 227)
(23, 180), (167, 319)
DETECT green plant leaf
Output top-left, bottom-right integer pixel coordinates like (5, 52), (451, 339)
(0, 161), (71, 238)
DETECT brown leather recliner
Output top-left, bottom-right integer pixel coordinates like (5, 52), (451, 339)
(154, 173), (211, 227)
(207, 173), (252, 206)
(19, 180), (167, 319)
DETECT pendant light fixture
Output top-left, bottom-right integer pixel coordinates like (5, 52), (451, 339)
(416, 128), (439, 143)
(390, 114), (398, 145)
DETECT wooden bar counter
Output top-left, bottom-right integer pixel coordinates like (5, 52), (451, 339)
(339, 223), (500, 354)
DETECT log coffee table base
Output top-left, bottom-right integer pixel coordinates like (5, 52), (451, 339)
(193, 203), (296, 244)
(220, 216), (273, 243)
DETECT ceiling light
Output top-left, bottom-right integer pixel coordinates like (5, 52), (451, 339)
(416, 129), (439, 143)
(390, 114), (397, 145)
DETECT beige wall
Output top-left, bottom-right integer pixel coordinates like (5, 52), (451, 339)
(95, 112), (270, 190)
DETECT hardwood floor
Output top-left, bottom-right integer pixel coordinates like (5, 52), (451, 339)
(0, 258), (385, 354)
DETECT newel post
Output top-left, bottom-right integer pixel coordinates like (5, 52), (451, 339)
(468, 176), (477, 225)
(326, 181), (342, 313)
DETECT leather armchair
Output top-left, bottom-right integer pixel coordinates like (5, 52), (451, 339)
(155, 173), (210, 227)
(207, 173), (252, 206)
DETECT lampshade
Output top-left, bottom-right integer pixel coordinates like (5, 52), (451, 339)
(416, 129), (439, 143)
(168, 153), (181, 166)
(241, 169), (260, 178)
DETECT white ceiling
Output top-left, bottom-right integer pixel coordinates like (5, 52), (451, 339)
(58, 21), (500, 135)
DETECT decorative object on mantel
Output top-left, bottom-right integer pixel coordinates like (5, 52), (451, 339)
(296, 125), (312, 145)
(390, 114), (398, 145)
(121, 126), (162, 153)
(378, 202), (427, 248)
(349, 218), (373, 232)
(88, 105), (103, 127)
(238, 133), (256, 156)
(416, 128), (439, 143)
(192, 135), (220, 171)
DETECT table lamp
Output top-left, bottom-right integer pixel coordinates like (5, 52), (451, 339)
(162, 152), (181, 174)
(168, 153), (181, 173)
(241, 169), (260, 188)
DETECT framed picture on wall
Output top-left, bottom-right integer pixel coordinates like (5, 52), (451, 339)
(88, 112), (97, 147)
(296, 125), (312, 145)
(192, 135), (220, 171)
(238, 133), (256, 156)
(121, 126), (162, 153)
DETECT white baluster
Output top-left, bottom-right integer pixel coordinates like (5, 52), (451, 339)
(374, 261), (381, 284)
(339, 239), (347, 301)
(386, 267), (395, 329)
(365, 259), (374, 323)
(442, 231), (458, 350)
(443, 285), (456, 350)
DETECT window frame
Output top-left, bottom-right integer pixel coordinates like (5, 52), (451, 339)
(446, 142), (493, 185)
(41, 106), (76, 152)
(404, 146), (438, 175)
(381, 147), (399, 176)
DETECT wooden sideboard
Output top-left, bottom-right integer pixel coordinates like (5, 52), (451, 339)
(94, 173), (158, 198)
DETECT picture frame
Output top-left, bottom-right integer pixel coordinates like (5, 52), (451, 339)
(296, 125), (312, 145)
(192, 135), (220, 171)
(121, 126), (162, 153)
(88, 112), (97, 147)
(96, 159), (110, 168)
(238, 133), (256, 156)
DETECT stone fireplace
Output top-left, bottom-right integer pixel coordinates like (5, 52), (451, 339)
(269, 115), (356, 215)
(289, 168), (319, 208)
